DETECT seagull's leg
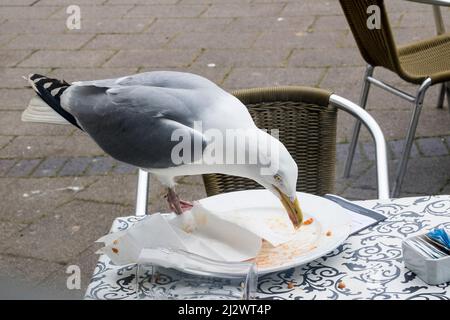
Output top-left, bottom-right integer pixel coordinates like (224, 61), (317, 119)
(166, 188), (193, 214)
(179, 199), (193, 211)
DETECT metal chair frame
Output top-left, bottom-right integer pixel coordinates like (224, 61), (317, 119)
(343, 65), (433, 198)
(342, 1), (450, 198)
(133, 92), (390, 216)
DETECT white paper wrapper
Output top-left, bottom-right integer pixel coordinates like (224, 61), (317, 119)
(97, 202), (295, 266)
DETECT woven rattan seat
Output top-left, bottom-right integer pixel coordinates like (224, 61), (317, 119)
(398, 34), (450, 84)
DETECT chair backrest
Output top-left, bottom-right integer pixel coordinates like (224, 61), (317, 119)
(339, 0), (401, 73)
(202, 87), (337, 197)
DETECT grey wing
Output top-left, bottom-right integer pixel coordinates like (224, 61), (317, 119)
(71, 71), (219, 90)
(61, 85), (207, 169)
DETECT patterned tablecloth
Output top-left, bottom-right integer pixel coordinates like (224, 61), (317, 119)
(85, 195), (450, 300)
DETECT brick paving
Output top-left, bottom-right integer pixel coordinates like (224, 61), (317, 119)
(0, 0), (449, 298)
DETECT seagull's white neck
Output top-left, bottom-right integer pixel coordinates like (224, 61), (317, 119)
(149, 128), (280, 188)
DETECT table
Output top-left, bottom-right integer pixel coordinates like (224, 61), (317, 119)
(85, 195), (450, 300)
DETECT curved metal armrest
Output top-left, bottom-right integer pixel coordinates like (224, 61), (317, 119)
(330, 94), (390, 200)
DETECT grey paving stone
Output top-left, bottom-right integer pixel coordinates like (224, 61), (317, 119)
(441, 181), (450, 195)
(362, 142), (376, 161)
(2, 200), (130, 263)
(340, 187), (378, 201)
(41, 244), (100, 299)
(6, 159), (41, 177)
(48, 67), (139, 83)
(0, 50), (33, 67)
(0, 176), (97, 224)
(0, 221), (27, 242)
(202, 3), (284, 18)
(0, 19), (67, 34)
(416, 137), (449, 157)
(444, 136), (450, 150)
(0, 111), (74, 136)
(75, 174), (137, 206)
(59, 157), (92, 176)
(5, 34), (93, 50)
(253, 30), (346, 49)
(195, 48), (290, 68)
(113, 161), (137, 174)
(0, 159), (16, 176)
(168, 32), (259, 49)
(223, 67), (325, 90)
(33, 157), (67, 177)
(0, 68), (50, 89)
(0, 88), (34, 110)
(224, 16), (315, 33)
(50, 5), (133, 20)
(0, 135), (13, 149)
(72, 18), (153, 34)
(148, 17), (232, 34)
(19, 50), (116, 68)
(354, 157), (450, 195)
(0, 6), (59, 20)
(0, 255), (62, 285)
(86, 157), (114, 175)
(85, 34), (172, 50)
(388, 139), (419, 160)
(289, 48), (365, 68)
(104, 49), (199, 68)
(280, 1), (341, 16)
(125, 4), (206, 18)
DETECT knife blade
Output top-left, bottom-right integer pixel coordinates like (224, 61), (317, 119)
(324, 194), (387, 236)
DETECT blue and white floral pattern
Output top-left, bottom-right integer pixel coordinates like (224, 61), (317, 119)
(85, 196), (450, 300)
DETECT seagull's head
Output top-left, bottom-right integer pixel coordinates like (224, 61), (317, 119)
(242, 130), (303, 228)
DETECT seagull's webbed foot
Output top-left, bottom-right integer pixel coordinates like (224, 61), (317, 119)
(166, 187), (193, 214)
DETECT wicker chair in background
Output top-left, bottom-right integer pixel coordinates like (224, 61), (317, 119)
(339, 0), (450, 197)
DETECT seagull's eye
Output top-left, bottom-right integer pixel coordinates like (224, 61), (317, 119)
(274, 174), (282, 183)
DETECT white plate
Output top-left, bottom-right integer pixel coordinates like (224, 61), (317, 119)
(197, 189), (352, 275)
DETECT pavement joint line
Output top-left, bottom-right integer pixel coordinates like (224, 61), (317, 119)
(282, 48), (295, 68)
(0, 252), (67, 266)
(316, 65), (330, 87)
(0, 34), (20, 50)
(188, 47), (205, 67)
(164, 31), (184, 49)
(69, 196), (135, 208)
(77, 34), (98, 51)
(141, 17), (157, 34)
(306, 15), (319, 32)
(197, 3), (212, 18)
(38, 243), (98, 286)
(220, 65), (234, 86)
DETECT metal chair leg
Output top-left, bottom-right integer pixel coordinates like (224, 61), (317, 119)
(437, 83), (445, 109)
(343, 65), (374, 178)
(135, 169), (149, 216)
(391, 78), (432, 198)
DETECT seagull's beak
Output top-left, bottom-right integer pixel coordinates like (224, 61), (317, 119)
(274, 187), (303, 228)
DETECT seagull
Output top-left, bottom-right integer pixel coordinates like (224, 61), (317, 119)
(22, 71), (303, 227)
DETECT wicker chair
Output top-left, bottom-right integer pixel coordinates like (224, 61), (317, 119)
(339, 0), (450, 197)
(133, 86), (389, 216)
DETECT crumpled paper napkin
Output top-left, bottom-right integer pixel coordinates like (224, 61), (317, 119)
(96, 202), (296, 266)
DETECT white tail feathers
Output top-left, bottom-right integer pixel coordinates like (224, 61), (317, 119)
(21, 96), (70, 125)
